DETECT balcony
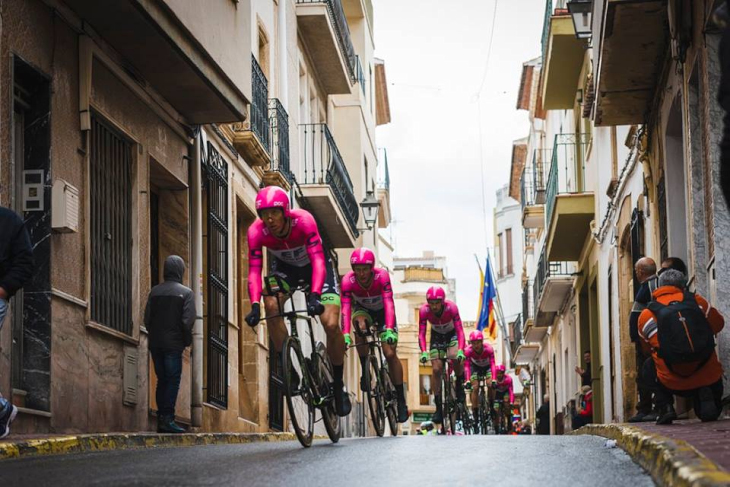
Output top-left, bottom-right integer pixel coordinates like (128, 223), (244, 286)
(510, 314), (524, 360)
(296, 0), (356, 95)
(595, 1), (668, 126)
(377, 149), (392, 229)
(232, 56), (271, 167)
(263, 99), (293, 190)
(533, 245), (573, 327)
(521, 149), (551, 229)
(522, 282), (547, 343)
(298, 123), (359, 248)
(66, 0), (248, 122)
(545, 134), (594, 262)
(514, 343), (540, 365)
(541, 2), (585, 110)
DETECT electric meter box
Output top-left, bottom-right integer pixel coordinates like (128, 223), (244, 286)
(52, 179), (79, 233)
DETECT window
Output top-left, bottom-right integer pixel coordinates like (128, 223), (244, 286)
(90, 115), (133, 335)
(497, 232), (504, 278)
(419, 373), (433, 406)
(506, 228), (513, 276)
(257, 25), (270, 79)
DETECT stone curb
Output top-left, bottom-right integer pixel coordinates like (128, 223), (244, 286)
(0, 432), (298, 461)
(571, 424), (730, 487)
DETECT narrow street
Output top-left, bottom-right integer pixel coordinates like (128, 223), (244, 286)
(0, 436), (652, 486)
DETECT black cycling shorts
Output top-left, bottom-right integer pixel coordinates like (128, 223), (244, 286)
(351, 304), (398, 334)
(270, 253), (340, 305)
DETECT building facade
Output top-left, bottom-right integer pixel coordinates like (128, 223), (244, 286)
(1, 0), (394, 437)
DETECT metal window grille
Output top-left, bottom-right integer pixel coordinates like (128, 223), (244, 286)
(90, 116), (133, 335)
(269, 98), (292, 183)
(251, 56), (271, 154)
(268, 342), (284, 431)
(204, 141), (229, 409)
(657, 176), (668, 262)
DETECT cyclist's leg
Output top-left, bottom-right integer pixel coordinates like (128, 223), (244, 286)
(264, 294), (288, 353)
(319, 255), (344, 368)
(446, 339), (465, 399)
(382, 342), (403, 385)
(353, 311), (372, 389)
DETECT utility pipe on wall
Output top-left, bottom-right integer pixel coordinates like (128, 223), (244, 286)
(190, 131), (204, 427)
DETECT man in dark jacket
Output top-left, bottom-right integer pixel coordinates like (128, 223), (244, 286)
(536, 395), (550, 435)
(144, 255), (196, 433)
(0, 206), (34, 439)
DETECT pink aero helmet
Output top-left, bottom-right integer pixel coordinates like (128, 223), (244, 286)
(350, 247), (376, 267)
(426, 286), (446, 302)
(255, 186), (290, 217)
(496, 364), (506, 374)
(469, 330), (484, 342)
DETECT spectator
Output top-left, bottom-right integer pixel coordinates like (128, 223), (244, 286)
(575, 351), (592, 387)
(0, 206), (34, 439)
(638, 269), (724, 425)
(660, 257), (688, 277)
(628, 257), (659, 423)
(572, 386), (593, 429)
(144, 255), (196, 434)
(536, 394), (550, 435)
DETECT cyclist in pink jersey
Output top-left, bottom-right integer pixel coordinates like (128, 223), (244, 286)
(493, 364), (515, 433)
(341, 247), (408, 422)
(464, 330), (497, 428)
(417, 286), (466, 424)
(244, 186), (350, 416)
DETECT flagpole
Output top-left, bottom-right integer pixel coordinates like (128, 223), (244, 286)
(487, 247), (513, 365)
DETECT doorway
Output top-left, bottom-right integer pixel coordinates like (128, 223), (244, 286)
(236, 201), (258, 424)
(663, 93), (689, 265)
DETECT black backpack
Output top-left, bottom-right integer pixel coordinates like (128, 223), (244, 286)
(646, 292), (716, 376)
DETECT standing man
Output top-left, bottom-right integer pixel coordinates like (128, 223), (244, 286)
(628, 257), (659, 422)
(575, 351), (592, 388)
(0, 206), (34, 439)
(536, 395), (550, 435)
(244, 186), (350, 416)
(144, 255), (196, 433)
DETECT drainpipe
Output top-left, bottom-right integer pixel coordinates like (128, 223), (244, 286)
(278, 0), (288, 109)
(190, 131), (204, 428)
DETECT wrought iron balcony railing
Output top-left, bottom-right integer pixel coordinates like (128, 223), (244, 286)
(541, 0), (554, 66)
(545, 133), (591, 228)
(299, 123), (359, 235)
(521, 148), (551, 210)
(356, 55), (366, 95)
(251, 56), (271, 154)
(297, 0), (357, 83)
(269, 99), (292, 184)
(511, 313), (524, 358)
(533, 242), (572, 318)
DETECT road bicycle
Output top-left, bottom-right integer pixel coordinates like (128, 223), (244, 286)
(432, 357), (472, 435)
(257, 275), (340, 447)
(467, 375), (493, 435)
(352, 319), (398, 437)
(492, 395), (511, 435)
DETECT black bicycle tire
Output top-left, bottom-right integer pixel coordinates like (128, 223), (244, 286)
(381, 368), (399, 436)
(316, 352), (341, 444)
(479, 391), (490, 435)
(282, 337), (314, 447)
(365, 355), (385, 437)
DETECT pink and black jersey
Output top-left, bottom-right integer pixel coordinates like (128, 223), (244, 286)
(340, 268), (396, 334)
(494, 374), (514, 404)
(247, 208), (325, 303)
(464, 342), (497, 381)
(418, 300), (465, 352)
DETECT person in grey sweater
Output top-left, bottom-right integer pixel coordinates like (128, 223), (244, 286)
(144, 256), (196, 433)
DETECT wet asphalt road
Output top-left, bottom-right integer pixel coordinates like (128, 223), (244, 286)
(0, 435), (654, 487)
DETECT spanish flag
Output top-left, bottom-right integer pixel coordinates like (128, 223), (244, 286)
(477, 255), (498, 341)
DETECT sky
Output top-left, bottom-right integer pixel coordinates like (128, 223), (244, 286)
(374, 0), (546, 321)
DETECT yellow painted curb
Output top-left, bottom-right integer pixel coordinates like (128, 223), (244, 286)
(0, 432), (299, 461)
(571, 424), (730, 487)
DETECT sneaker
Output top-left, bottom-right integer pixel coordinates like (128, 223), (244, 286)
(157, 415), (185, 434)
(0, 403), (18, 440)
(333, 384), (352, 417)
(627, 412), (648, 423)
(397, 397), (408, 423)
(656, 404), (677, 425)
(697, 387), (720, 422)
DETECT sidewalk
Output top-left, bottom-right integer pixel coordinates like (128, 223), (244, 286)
(0, 431), (298, 460)
(575, 419), (730, 487)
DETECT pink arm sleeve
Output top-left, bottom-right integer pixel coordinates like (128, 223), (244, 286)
(489, 347), (497, 380)
(452, 305), (465, 350)
(247, 227), (264, 304)
(302, 216), (326, 295)
(464, 350), (472, 381)
(382, 274), (396, 331)
(418, 307), (428, 352)
(508, 377), (515, 404)
(341, 281), (352, 335)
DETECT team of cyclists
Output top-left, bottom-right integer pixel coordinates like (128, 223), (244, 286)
(245, 186), (515, 434)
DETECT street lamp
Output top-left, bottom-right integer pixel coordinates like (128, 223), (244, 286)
(567, 0), (593, 40)
(359, 190), (379, 230)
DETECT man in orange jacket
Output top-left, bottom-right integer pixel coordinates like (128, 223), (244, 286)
(638, 269), (725, 425)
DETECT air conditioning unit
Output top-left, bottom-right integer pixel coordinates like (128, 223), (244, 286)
(52, 179), (79, 233)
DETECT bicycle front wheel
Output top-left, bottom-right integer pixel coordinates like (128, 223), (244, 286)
(380, 367), (399, 436)
(282, 337), (314, 447)
(365, 355), (385, 437)
(316, 349), (341, 443)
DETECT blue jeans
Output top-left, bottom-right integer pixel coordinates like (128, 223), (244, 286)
(150, 349), (183, 418)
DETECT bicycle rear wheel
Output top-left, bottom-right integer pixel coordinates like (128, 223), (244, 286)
(282, 337), (314, 447)
(380, 368), (399, 436)
(479, 393), (490, 435)
(315, 348), (341, 443)
(365, 355), (385, 437)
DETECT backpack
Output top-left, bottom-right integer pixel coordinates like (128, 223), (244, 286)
(646, 292), (716, 376)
